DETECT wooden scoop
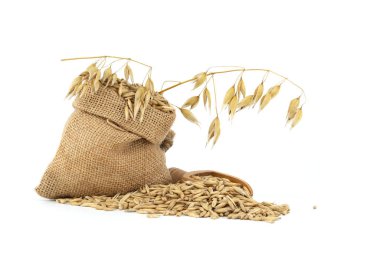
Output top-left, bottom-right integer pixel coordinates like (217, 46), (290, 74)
(169, 168), (253, 196)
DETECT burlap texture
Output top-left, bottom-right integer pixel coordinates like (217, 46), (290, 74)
(36, 87), (176, 199)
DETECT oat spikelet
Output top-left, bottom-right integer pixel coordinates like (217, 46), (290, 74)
(203, 87), (211, 111)
(252, 82), (264, 107)
(208, 116), (221, 145)
(259, 93), (272, 111)
(111, 74), (118, 86)
(66, 76), (82, 98)
(193, 72), (207, 89)
(124, 64), (133, 83)
(134, 87), (146, 120)
(229, 95), (238, 118)
(268, 84), (281, 98)
(179, 108), (199, 125)
(286, 97), (300, 122)
(145, 77), (154, 92)
(86, 63), (97, 76)
(79, 84), (89, 98)
(140, 91), (151, 122)
(237, 77), (246, 99)
(223, 85), (235, 108)
(237, 95), (254, 110)
(102, 67), (112, 82)
(182, 96), (199, 109)
(93, 70), (101, 92)
(291, 107), (303, 128)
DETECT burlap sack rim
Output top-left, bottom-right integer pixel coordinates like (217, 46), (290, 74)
(73, 87), (176, 145)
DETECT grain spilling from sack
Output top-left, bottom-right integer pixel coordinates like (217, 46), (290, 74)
(57, 175), (289, 223)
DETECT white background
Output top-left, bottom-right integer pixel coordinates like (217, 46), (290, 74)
(0, 0), (379, 252)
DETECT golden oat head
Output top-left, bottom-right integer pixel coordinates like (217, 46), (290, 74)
(62, 56), (305, 146)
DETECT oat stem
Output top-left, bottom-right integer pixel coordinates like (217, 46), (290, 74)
(61, 55), (152, 69)
(159, 68), (306, 102)
(212, 75), (218, 116)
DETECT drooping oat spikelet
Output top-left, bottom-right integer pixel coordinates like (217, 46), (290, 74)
(252, 82), (264, 107)
(66, 76), (82, 98)
(102, 67), (112, 82)
(93, 70), (101, 92)
(228, 95), (238, 118)
(203, 87), (211, 111)
(74, 82), (84, 96)
(291, 107), (303, 128)
(111, 74), (118, 86)
(139, 91), (151, 122)
(268, 84), (281, 98)
(286, 97), (300, 122)
(118, 83), (125, 96)
(86, 63), (97, 76)
(207, 116), (221, 145)
(179, 108), (199, 125)
(259, 93), (272, 111)
(145, 77), (154, 92)
(134, 87), (146, 120)
(223, 85), (235, 108)
(237, 95), (254, 110)
(193, 72), (207, 89)
(79, 84), (89, 98)
(124, 64), (133, 83)
(237, 77), (246, 99)
(182, 96), (200, 109)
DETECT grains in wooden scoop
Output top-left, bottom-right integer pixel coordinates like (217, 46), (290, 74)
(57, 176), (289, 223)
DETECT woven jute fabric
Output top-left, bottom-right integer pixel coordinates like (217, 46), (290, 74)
(36, 87), (176, 199)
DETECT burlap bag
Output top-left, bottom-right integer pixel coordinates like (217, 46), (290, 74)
(36, 87), (175, 199)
